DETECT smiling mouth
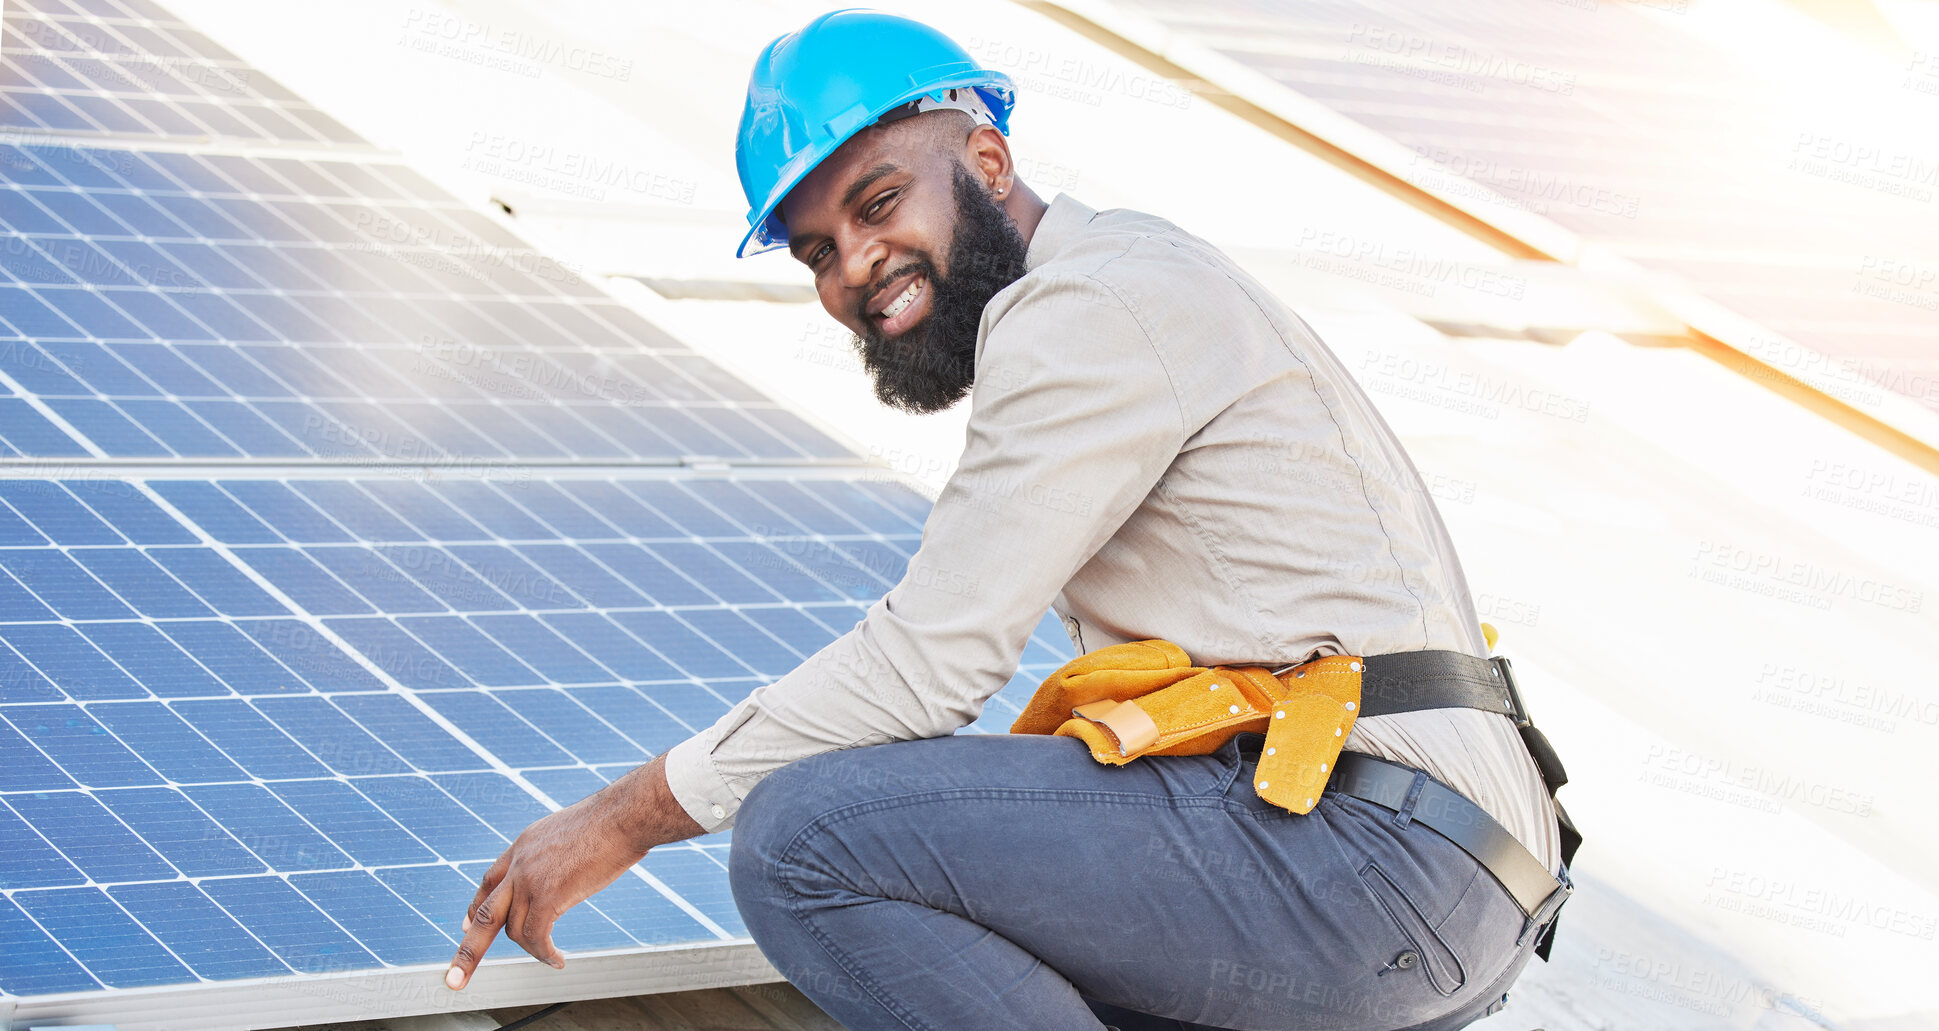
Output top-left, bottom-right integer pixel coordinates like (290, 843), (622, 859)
(881, 279), (923, 319)
(869, 274), (929, 337)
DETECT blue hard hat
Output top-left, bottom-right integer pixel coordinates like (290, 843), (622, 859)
(734, 9), (1015, 258)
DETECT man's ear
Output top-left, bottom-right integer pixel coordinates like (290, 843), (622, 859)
(963, 123), (1014, 196)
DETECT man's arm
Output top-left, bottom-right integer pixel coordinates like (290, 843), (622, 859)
(660, 271), (1189, 831)
(444, 754), (701, 990)
(447, 270), (1187, 987)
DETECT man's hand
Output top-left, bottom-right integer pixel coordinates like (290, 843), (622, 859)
(445, 753), (705, 990)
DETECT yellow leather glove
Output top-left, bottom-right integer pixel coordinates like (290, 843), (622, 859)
(1012, 640), (1363, 814)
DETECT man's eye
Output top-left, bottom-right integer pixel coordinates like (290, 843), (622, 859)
(865, 190), (897, 220)
(811, 242), (833, 265)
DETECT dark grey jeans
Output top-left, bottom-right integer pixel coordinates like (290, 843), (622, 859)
(729, 732), (1541, 1030)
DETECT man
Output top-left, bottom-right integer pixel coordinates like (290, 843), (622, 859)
(445, 10), (1568, 1030)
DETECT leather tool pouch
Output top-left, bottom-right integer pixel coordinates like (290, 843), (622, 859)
(1011, 639), (1363, 814)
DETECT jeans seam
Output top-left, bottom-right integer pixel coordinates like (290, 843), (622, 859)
(1440, 869), (1524, 1002)
(1213, 741), (1246, 796)
(1433, 866), (1484, 935)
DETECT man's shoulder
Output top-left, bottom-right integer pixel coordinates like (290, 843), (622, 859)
(1033, 205), (1197, 279)
(1009, 203), (1282, 337)
(1000, 205), (1234, 319)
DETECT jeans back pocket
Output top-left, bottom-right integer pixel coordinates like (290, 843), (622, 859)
(1359, 862), (1466, 996)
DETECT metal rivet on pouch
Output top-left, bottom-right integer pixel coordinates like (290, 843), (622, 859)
(1228, 704), (1240, 715)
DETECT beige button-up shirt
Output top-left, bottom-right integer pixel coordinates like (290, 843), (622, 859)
(667, 194), (1559, 873)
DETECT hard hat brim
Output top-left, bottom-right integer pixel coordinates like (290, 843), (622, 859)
(735, 72), (1015, 259)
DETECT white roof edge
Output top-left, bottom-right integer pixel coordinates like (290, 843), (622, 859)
(3, 941), (775, 1031)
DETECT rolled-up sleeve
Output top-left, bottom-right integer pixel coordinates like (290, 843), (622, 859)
(664, 272), (1186, 830)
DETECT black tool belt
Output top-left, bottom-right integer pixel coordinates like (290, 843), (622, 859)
(1336, 649), (1580, 961)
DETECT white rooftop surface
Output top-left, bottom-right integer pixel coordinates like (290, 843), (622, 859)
(167, 1), (1939, 1028)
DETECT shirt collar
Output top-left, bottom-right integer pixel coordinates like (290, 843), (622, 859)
(1024, 192), (1098, 273)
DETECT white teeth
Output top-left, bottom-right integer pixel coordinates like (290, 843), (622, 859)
(882, 280), (921, 319)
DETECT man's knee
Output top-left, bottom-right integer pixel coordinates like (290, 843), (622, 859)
(736, 748), (863, 855)
(729, 748), (876, 904)
(730, 741), (954, 908)
(728, 758), (811, 886)
(728, 774), (799, 934)
(737, 738), (957, 840)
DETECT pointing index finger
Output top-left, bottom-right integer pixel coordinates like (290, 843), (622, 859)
(446, 881), (508, 991)
(462, 852), (510, 934)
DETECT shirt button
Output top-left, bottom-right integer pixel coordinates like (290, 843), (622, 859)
(1395, 950), (1419, 970)
(709, 804), (726, 821)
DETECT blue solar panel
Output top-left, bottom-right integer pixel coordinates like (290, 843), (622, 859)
(0, 0), (1078, 1015)
(15, 887), (194, 988)
(107, 880), (290, 982)
(0, 139), (849, 463)
(0, 472), (1078, 1005)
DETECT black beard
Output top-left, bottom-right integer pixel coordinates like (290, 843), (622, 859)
(849, 164), (1031, 414)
